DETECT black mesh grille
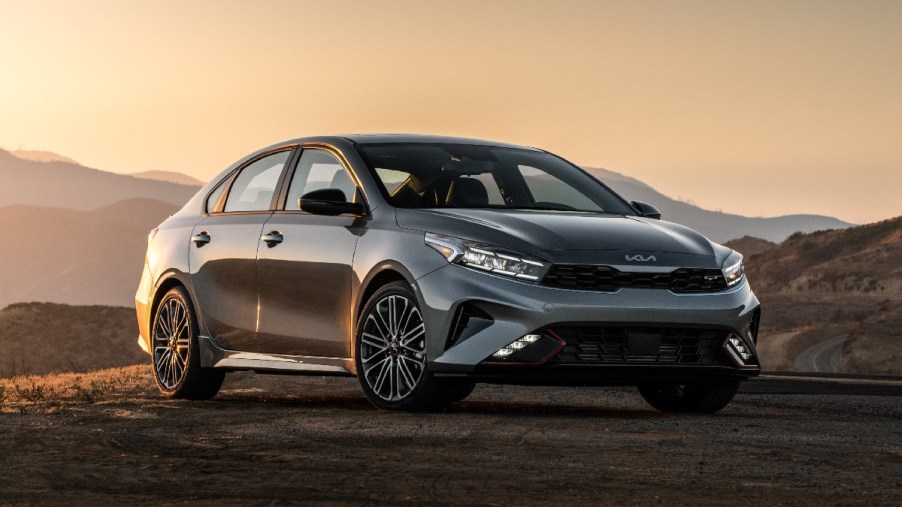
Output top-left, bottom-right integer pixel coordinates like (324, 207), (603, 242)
(549, 325), (731, 366)
(542, 265), (729, 293)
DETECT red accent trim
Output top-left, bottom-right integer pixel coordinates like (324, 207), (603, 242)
(484, 329), (567, 366)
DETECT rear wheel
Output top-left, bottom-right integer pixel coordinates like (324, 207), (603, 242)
(355, 281), (461, 411)
(151, 287), (225, 400)
(638, 381), (740, 413)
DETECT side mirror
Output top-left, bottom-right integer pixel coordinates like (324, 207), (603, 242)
(298, 188), (365, 216)
(631, 201), (661, 220)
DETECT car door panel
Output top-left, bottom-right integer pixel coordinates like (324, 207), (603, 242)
(189, 214), (270, 351)
(254, 213), (364, 357)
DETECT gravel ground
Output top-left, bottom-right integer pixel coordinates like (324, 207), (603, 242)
(1, 370), (900, 505)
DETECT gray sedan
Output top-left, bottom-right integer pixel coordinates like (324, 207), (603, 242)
(135, 134), (760, 412)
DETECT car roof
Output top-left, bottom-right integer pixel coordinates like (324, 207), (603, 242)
(287, 133), (540, 151)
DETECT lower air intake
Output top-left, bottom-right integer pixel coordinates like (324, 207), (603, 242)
(549, 325), (735, 366)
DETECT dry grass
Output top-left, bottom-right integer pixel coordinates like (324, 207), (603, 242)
(0, 364), (153, 410)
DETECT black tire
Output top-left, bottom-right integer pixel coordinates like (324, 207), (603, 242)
(354, 281), (461, 411)
(445, 380), (477, 403)
(638, 381), (740, 413)
(151, 287), (225, 400)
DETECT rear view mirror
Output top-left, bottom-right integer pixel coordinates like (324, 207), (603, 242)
(298, 188), (365, 216)
(631, 201), (662, 220)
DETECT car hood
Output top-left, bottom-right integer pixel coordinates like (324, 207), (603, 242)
(396, 209), (728, 267)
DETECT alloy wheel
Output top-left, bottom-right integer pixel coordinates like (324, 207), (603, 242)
(359, 294), (427, 401)
(153, 296), (191, 390)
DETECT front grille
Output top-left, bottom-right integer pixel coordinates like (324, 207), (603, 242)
(542, 265), (728, 293)
(549, 325), (731, 366)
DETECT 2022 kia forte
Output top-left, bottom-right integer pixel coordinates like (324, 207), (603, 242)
(135, 134), (761, 413)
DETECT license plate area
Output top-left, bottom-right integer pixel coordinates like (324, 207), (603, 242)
(627, 332), (661, 357)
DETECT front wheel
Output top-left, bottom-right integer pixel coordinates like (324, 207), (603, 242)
(151, 287), (225, 400)
(354, 282), (462, 411)
(638, 381), (740, 413)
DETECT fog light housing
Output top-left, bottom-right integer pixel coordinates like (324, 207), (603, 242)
(492, 334), (543, 358)
(723, 333), (757, 368)
(487, 332), (565, 365)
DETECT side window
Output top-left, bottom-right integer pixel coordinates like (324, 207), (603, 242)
(518, 165), (602, 211)
(285, 150), (358, 210)
(223, 151), (291, 212)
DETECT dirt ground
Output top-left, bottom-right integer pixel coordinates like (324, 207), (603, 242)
(1, 366), (901, 505)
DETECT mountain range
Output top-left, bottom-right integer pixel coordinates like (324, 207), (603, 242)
(0, 198), (178, 308)
(584, 167), (853, 243)
(1, 148), (853, 243)
(0, 149), (197, 211)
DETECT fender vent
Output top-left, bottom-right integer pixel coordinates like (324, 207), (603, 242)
(446, 303), (493, 350)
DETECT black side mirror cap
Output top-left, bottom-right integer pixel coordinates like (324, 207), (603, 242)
(298, 188), (366, 216)
(631, 200), (662, 219)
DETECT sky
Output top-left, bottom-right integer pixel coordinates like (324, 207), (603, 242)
(1, 0), (900, 224)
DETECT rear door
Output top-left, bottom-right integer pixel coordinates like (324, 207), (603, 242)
(254, 147), (366, 357)
(189, 149), (294, 351)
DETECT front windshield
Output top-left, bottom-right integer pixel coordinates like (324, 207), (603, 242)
(356, 143), (636, 215)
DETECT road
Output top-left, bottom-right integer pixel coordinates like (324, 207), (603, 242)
(793, 334), (847, 373)
(1, 369), (900, 505)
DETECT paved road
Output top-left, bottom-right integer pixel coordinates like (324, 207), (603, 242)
(793, 334), (847, 372)
(1, 369), (900, 505)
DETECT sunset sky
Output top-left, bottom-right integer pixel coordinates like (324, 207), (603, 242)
(1, 0), (900, 223)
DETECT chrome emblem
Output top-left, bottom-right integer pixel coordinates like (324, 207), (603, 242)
(625, 254), (657, 262)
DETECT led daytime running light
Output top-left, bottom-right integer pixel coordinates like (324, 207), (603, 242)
(425, 233), (549, 281)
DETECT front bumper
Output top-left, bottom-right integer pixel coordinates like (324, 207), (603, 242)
(416, 264), (761, 383)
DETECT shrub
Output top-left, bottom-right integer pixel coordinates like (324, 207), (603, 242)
(13, 378), (50, 402)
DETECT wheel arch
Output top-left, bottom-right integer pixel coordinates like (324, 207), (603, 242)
(355, 262), (419, 320)
(149, 270), (207, 337)
(351, 262), (423, 361)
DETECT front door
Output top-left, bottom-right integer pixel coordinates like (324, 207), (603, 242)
(255, 148), (365, 357)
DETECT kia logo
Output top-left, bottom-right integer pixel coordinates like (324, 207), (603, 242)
(625, 254), (657, 262)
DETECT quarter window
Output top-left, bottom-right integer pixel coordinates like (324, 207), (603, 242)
(205, 178), (229, 213)
(223, 151), (291, 212)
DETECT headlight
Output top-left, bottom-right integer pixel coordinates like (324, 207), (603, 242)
(425, 233), (550, 281)
(722, 250), (744, 287)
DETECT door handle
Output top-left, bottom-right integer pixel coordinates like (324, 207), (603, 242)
(191, 232), (211, 247)
(261, 231), (284, 247)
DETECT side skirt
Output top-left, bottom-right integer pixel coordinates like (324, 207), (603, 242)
(199, 336), (355, 376)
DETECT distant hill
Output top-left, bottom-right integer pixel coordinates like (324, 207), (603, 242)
(131, 170), (203, 186)
(748, 216), (902, 375)
(724, 236), (777, 257)
(0, 303), (145, 377)
(0, 148), (199, 210)
(745, 216), (902, 294)
(0, 199), (179, 308)
(10, 149), (78, 165)
(586, 167), (854, 243)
